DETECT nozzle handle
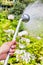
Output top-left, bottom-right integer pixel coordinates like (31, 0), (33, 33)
(4, 18), (22, 65)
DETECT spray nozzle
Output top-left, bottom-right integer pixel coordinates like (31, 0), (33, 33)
(22, 14), (30, 22)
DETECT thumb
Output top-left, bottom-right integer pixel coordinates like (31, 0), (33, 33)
(8, 41), (16, 47)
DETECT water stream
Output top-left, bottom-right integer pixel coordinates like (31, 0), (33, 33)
(23, 0), (43, 37)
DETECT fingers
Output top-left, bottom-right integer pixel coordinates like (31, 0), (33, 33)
(9, 53), (14, 56)
(11, 45), (16, 49)
(9, 49), (15, 56)
(8, 41), (16, 47)
(1, 41), (16, 55)
(9, 45), (16, 56)
(10, 41), (16, 46)
(9, 49), (15, 53)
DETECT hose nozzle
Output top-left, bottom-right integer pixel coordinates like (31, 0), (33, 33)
(22, 14), (30, 22)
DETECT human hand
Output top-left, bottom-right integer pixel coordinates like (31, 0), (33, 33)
(0, 41), (16, 60)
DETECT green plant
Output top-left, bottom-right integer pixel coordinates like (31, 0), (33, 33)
(9, 1), (26, 15)
(0, 0), (43, 65)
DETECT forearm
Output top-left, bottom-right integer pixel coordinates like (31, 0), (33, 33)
(0, 47), (7, 60)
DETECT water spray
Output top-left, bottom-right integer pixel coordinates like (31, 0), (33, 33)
(4, 14), (30, 65)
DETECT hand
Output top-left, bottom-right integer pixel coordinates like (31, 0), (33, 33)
(0, 41), (16, 60)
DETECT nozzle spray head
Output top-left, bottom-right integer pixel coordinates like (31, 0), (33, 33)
(22, 14), (30, 22)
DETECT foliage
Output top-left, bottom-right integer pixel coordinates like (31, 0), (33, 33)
(8, 36), (43, 65)
(0, 11), (24, 46)
(0, 0), (2, 4)
(0, 0), (43, 65)
(19, 0), (35, 5)
(9, 1), (26, 16)
(0, 13), (43, 65)
(9, 0), (35, 16)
